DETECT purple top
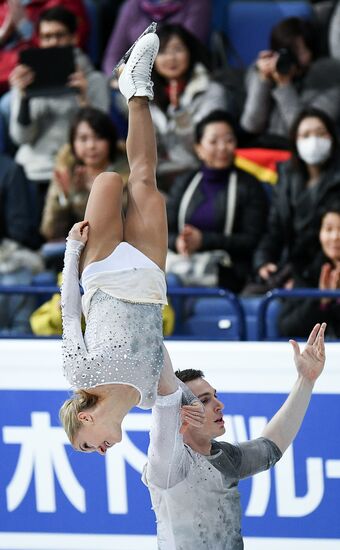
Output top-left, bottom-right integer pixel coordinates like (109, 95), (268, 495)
(102, 0), (212, 76)
(188, 166), (231, 231)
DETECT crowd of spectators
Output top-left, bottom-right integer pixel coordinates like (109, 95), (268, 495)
(0, 0), (340, 338)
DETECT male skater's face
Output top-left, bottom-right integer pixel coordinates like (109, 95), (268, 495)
(186, 378), (225, 439)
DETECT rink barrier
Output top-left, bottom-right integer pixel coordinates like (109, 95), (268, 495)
(0, 286), (339, 342)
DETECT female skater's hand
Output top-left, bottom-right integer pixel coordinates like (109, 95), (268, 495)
(289, 323), (326, 384)
(180, 401), (205, 434)
(68, 221), (89, 244)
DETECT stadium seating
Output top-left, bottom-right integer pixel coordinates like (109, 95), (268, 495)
(181, 297), (245, 340)
(240, 296), (281, 340)
(211, 0), (313, 66)
(32, 271), (57, 307)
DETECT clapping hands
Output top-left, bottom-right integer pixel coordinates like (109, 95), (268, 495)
(176, 224), (203, 255)
(319, 263), (340, 305)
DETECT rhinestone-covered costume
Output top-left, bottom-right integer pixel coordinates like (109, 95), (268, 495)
(61, 239), (167, 409)
(143, 388), (282, 549)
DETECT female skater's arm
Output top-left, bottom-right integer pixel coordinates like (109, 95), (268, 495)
(262, 323), (326, 453)
(159, 344), (204, 407)
(146, 344), (204, 488)
(157, 344), (179, 396)
(146, 387), (204, 489)
(61, 221), (89, 353)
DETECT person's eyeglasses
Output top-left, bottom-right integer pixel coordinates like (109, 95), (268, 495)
(158, 46), (188, 57)
(39, 31), (71, 41)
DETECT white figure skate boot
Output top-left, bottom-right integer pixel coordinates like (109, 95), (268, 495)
(118, 32), (160, 102)
(112, 21), (157, 77)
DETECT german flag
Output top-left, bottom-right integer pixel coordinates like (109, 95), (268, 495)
(235, 148), (291, 185)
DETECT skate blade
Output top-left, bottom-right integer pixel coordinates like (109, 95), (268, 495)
(112, 22), (157, 77)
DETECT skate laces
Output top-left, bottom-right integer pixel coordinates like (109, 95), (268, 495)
(130, 43), (155, 92)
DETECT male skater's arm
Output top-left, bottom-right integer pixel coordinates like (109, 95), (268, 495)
(216, 324), (325, 480)
(262, 323), (326, 453)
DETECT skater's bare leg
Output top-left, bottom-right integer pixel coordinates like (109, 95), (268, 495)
(118, 32), (167, 270)
(123, 97), (167, 270)
(79, 172), (124, 274)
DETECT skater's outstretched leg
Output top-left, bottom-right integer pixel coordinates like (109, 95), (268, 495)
(79, 172), (124, 273)
(119, 33), (168, 271)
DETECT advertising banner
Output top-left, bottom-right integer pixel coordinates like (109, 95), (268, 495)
(0, 340), (339, 549)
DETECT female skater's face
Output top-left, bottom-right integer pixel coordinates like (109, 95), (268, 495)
(319, 212), (340, 262)
(74, 413), (122, 455)
(73, 121), (110, 169)
(155, 35), (190, 80)
(195, 121), (237, 169)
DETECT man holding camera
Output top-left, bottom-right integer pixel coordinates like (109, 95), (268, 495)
(0, 0), (89, 94)
(8, 5), (110, 222)
(240, 17), (340, 143)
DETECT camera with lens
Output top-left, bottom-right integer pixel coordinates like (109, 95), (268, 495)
(275, 48), (298, 75)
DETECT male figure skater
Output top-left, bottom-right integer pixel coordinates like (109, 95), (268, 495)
(144, 323), (326, 549)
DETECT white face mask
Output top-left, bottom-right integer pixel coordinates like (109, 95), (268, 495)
(296, 136), (332, 165)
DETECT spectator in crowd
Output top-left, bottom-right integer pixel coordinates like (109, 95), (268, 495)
(8, 5), (110, 223)
(241, 17), (340, 144)
(149, 24), (229, 190)
(102, 0), (212, 76)
(87, 0), (124, 62)
(166, 110), (269, 293)
(41, 107), (127, 242)
(0, 0), (89, 94)
(329, 0), (340, 59)
(278, 202), (340, 339)
(0, 153), (43, 334)
(253, 107), (340, 292)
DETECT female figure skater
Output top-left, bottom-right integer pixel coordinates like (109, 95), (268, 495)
(59, 32), (187, 454)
